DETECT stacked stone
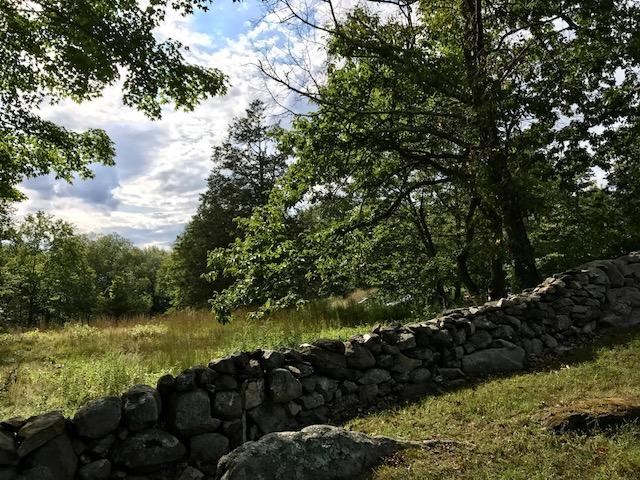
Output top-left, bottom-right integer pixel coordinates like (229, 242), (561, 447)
(2, 253), (640, 480)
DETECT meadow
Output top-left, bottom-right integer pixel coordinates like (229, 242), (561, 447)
(0, 298), (406, 418)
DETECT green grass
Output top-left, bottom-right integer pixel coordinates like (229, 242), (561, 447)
(0, 299), (406, 418)
(348, 328), (640, 480)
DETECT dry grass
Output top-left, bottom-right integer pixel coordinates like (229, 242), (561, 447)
(0, 300), (407, 418)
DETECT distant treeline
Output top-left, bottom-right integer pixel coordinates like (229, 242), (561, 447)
(0, 213), (171, 328)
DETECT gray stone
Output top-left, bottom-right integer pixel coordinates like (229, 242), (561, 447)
(213, 391), (243, 420)
(261, 350), (284, 370)
(23, 434), (77, 480)
(0, 467), (16, 480)
(16, 411), (66, 457)
(209, 357), (236, 375)
(409, 368), (432, 384)
(222, 419), (245, 449)
(314, 377), (339, 402)
(78, 459), (111, 480)
(286, 401), (302, 417)
(301, 376), (317, 393)
(300, 345), (348, 378)
(468, 330), (492, 349)
(178, 466), (205, 480)
(243, 378), (265, 410)
(16, 467), (54, 480)
(269, 369), (303, 403)
(87, 434), (115, 457)
(216, 425), (426, 480)
(175, 370), (196, 391)
(248, 403), (296, 434)
(395, 333), (416, 350)
(73, 397), (121, 439)
(404, 347), (434, 362)
(122, 385), (161, 432)
(298, 392), (324, 410)
(361, 334), (382, 354)
(438, 368), (465, 380)
(344, 342), (376, 369)
(110, 429), (186, 473)
(358, 384), (379, 404)
(358, 368), (391, 385)
(542, 333), (559, 348)
(313, 339), (345, 354)
(0, 418), (25, 434)
(170, 390), (221, 435)
(461, 342), (525, 376)
(214, 375), (238, 391)
(0, 431), (17, 466)
(389, 354), (422, 373)
(189, 433), (229, 466)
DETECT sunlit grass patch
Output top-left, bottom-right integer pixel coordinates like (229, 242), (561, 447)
(0, 298), (404, 418)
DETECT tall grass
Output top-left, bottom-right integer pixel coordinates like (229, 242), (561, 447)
(0, 299), (408, 418)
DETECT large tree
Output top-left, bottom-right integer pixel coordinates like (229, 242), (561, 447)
(208, 0), (640, 321)
(0, 0), (227, 202)
(167, 100), (289, 308)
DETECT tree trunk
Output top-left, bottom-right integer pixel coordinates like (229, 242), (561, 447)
(461, 0), (540, 290)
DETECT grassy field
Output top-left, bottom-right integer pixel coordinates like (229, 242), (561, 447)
(4, 303), (640, 479)
(349, 328), (640, 480)
(0, 299), (406, 418)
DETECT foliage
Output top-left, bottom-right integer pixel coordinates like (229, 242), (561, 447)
(0, 0), (227, 202)
(165, 99), (288, 309)
(208, 0), (640, 321)
(0, 213), (171, 327)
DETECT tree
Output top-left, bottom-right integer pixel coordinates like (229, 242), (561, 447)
(0, 0), (227, 202)
(0, 212), (95, 327)
(209, 0), (640, 321)
(168, 100), (288, 308)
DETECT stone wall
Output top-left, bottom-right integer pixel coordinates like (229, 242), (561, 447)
(2, 253), (640, 480)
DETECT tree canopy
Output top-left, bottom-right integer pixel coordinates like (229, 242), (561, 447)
(0, 0), (227, 202)
(207, 0), (640, 322)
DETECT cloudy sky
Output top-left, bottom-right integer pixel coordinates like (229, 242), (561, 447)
(17, 1), (325, 248)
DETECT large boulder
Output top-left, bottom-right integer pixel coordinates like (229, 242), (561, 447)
(216, 425), (422, 480)
(22, 434), (77, 480)
(16, 411), (66, 457)
(110, 429), (186, 473)
(461, 342), (525, 376)
(73, 397), (122, 439)
(122, 385), (161, 432)
(170, 390), (221, 435)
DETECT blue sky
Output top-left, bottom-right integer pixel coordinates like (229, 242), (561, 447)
(18, 0), (315, 248)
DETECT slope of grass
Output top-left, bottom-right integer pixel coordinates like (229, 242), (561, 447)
(0, 300), (406, 418)
(348, 329), (640, 480)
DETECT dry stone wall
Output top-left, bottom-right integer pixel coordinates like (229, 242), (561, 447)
(2, 253), (640, 480)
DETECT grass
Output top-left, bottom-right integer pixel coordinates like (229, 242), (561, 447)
(348, 328), (640, 480)
(0, 298), (407, 418)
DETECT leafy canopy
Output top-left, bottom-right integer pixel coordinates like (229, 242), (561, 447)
(0, 0), (228, 201)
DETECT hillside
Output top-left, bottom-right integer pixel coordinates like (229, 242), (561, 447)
(350, 328), (640, 479)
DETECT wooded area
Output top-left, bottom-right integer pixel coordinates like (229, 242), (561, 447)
(1, 0), (640, 327)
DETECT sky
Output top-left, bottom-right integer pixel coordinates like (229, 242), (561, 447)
(17, 1), (324, 248)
